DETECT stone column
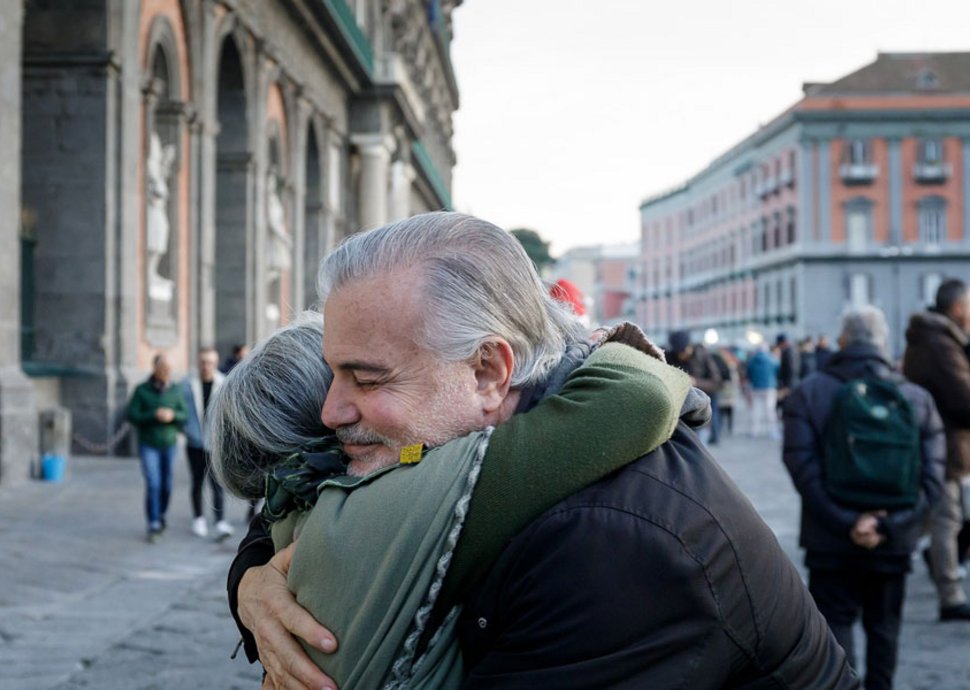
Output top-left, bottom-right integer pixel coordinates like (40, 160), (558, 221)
(352, 134), (395, 230)
(389, 159), (415, 222)
(0, 2), (38, 485)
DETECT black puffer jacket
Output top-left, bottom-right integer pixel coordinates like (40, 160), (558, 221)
(781, 344), (945, 572)
(458, 422), (858, 689)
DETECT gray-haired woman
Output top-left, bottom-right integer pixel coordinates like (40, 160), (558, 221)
(209, 310), (690, 689)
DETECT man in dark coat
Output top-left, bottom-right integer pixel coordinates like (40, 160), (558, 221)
(226, 212), (859, 690)
(783, 306), (944, 689)
(668, 329), (723, 444)
(776, 332), (800, 401)
(816, 334), (835, 371)
(903, 278), (970, 620)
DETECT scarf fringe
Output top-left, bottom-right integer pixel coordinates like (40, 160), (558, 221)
(383, 427), (493, 689)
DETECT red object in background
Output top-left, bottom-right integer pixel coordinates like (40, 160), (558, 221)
(550, 278), (587, 316)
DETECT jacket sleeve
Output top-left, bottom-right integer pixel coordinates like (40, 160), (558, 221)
(441, 343), (689, 611)
(126, 386), (155, 425)
(226, 515), (275, 664)
(881, 389), (946, 542)
(171, 389), (189, 427)
(926, 338), (970, 428)
(781, 387), (860, 534)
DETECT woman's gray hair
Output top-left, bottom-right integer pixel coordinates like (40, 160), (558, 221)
(208, 311), (332, 499)
(316, 212), (585, 387)
(840, 305), (890, 357)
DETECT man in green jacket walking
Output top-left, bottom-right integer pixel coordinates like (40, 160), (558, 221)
(127, 353), (187, 542)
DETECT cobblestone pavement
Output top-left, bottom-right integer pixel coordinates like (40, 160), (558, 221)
(1, 425), (968, 689)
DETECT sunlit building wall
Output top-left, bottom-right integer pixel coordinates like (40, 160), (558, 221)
(637, 52), (970, 353)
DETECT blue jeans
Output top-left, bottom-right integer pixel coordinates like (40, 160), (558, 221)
(139, 443), (175, 529)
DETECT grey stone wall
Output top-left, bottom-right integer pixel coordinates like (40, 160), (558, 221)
(20, 55), (117, 450)
(1, 1), (38, 486)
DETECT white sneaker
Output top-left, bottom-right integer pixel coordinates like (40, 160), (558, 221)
(192, 516), (208, 538)
(214, 520), (235, 541)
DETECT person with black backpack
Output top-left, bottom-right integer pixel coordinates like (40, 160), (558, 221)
(782, 306), (945, 690)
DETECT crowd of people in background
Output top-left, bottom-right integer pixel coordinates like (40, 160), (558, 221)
(666, 329), (835, 443)
(120, 256), (969, 689)
(667, 277), (970, 689)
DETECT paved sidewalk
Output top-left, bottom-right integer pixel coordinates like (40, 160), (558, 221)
(0, 452), (261, 689)
(1, 429), (968, 689)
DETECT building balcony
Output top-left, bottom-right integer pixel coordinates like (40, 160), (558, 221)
(913, 162), (951, 183)
(839, 163), (879, 184)
(375, 52), (426, 125)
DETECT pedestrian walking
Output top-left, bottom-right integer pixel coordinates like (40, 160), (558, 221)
(219, 344), (249, 375)
(782, 306), (945, 690)
(181, 346), (233, 540)
(799, 336), (818, 380)
(776, 332), (800, 404)
(746, 343), (779, 438)
(816, 334), (835, 371)
(903, 277), (970, 621)
(714, 346), (741, 436)
(668, 330), (723, 444)
(126, 353), (187, 542)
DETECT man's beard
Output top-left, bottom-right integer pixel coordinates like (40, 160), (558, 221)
(335, 368), (481, 476)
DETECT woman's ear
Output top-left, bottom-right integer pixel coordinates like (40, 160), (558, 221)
(473, 338), (514, 414)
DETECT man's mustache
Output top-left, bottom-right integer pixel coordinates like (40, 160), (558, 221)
(335, 426), (391, 447)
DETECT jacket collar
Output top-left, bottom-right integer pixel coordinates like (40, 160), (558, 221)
(823, 342), (894, 381)
(908, 309), (969, 347)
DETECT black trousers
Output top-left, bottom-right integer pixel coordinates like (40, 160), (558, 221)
(186, 446), (224, 522)
(809, 569), (906, 690)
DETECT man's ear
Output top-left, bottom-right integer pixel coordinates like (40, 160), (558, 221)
(472, 338), (514, 414)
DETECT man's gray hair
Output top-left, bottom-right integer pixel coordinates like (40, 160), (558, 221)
(316, 212), (585, 387)
(208, 311), (332, 499)
(839, 305), (890, 356)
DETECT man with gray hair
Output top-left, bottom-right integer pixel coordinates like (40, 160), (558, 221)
(229, 212), (858, 689)
(783, 306), (945, 689)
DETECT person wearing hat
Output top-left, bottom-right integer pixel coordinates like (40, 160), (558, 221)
(549, 278), (591, 327)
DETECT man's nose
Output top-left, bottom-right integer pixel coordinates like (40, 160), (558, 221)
(321, 378), (360, 428)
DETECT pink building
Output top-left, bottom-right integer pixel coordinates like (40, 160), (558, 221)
(638, 53), (970, 353)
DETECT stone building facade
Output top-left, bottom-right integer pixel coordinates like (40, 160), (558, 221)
(638, 53), (970, 354)
(2, 0), (462, 484)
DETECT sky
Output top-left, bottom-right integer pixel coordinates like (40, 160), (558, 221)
(449, 0), (970, 255)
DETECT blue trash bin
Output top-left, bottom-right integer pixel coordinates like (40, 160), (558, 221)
(42, 454), (66, 482)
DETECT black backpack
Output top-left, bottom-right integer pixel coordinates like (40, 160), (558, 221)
(821, 375), (921, 510)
